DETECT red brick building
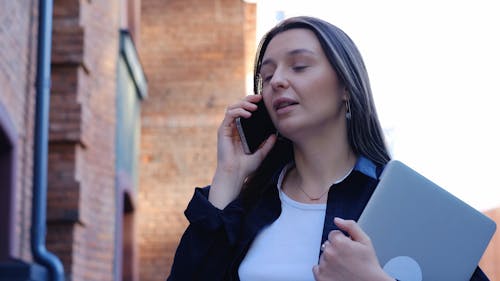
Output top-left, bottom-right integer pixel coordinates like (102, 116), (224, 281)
(1, 0), (255, 280)
(1, 0), (147, 280)
(138, 0), (256, 279)
(0, 1), (498, 281)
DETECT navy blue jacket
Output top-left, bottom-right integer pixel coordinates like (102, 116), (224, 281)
(167, 158), (489, 281)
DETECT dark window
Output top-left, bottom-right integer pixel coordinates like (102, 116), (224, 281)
(113, 29), (146, 281)
(122, 192), (136, 281)
(0, 102), (17, 261)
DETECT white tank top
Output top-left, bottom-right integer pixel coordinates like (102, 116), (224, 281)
(238, 164), (327, 281)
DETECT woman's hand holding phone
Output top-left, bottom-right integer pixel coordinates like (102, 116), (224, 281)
(208, 95), (277, 209)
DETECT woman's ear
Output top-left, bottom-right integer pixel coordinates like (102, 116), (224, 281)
(342, 88), (350, 102)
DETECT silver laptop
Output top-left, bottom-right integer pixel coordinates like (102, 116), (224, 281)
(358, 160), (496, 281)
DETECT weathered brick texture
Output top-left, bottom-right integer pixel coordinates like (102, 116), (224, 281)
(0, 0), (39, 261)
(138, 0), (256, 279)
(47, 0), (120, 280)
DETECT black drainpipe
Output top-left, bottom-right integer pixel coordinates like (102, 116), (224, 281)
(31, 0), (65, 280)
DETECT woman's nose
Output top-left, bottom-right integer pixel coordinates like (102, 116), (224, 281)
(270, 70), (290, 91)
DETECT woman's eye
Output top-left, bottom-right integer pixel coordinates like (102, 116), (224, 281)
(293, 65), (308, 72)
(262, 75), (273, 82)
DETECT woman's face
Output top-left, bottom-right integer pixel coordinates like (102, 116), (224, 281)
(259, 28), (347, 141)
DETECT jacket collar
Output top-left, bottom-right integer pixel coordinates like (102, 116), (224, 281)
(353, 156), (378, 180)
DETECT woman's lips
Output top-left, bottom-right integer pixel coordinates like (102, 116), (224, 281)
(273, 98), (299, 114)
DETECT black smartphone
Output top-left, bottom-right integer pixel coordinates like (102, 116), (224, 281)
(236, 100), (276, 154)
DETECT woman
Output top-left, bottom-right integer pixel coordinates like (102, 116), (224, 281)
(167, 16), (489, 281)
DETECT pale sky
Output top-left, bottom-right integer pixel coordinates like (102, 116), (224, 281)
(256, 0), (500, 211)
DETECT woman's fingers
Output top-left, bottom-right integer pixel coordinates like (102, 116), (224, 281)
(217, 95), (272, 168)
(222, 95), (262, 127)
(223, 107), (251, 124)
(226, 95), (261, 113)
(313, 218), (389, 281)
(334, 217), (371, 245)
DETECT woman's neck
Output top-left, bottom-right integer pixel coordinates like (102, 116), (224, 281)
(281, 118), (356, 203)
(292, 136), (356, 190)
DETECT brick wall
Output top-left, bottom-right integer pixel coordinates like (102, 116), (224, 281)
(47, 0), (120, 280)
(138, 0), (256, 279)
(0, 0), (39, 261)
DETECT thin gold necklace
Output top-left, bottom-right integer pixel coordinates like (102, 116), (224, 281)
(296, 167), (354, 201)
(297, 185), (330, 201)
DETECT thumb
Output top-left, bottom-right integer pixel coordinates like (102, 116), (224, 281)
(334, 217), (371, 245)
(253, 134), (277, 159)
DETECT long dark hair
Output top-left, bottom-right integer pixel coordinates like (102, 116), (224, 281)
(242, 16), (390, 201)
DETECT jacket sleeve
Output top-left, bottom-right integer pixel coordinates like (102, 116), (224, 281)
(166, 186), (245, 281)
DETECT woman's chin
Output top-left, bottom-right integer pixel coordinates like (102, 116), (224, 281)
(275, 125), (305, 142)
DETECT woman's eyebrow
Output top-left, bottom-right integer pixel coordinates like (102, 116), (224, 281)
(260, 58), (275, 69)
(288, 48), (315, 57)
(261, 48), (316, 67)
